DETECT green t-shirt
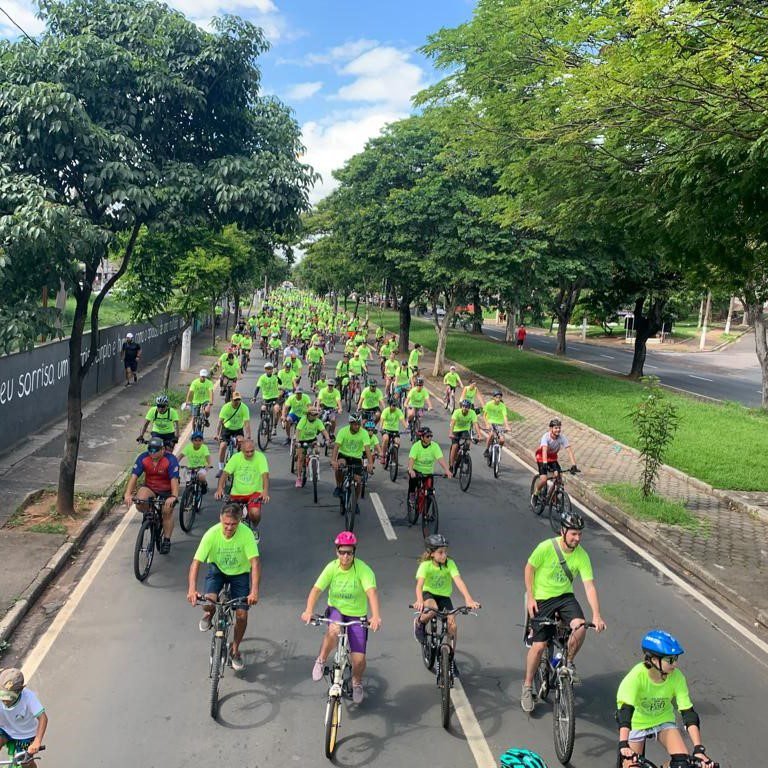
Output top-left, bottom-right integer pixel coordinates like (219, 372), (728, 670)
(408, 349), (421, 368)
(406, 387), (429, 409)
(335, 361), (349, 379)
(409, 441), (444, 474)
(380, 407), (405, 432)
(450, 408), (478, 433)
(218, 401), (250, 431)
(189, 378), (214, 405)
(277, 369), (294, 391)
(527, 537), (594, 601)
(290, 358), (303, 376)
(221, 358), (240, 379)
(193, 522), (259, 576)
(296, 416), (325, 442)
(395, 366), (410, 387)
(285, 393), (311, 417)
(616, 663), (693, 730)
(463, 385), (478, 404)
(145, 406), (179, 435)
(317, 386), (341, 409)
(224, 450), (269, 496)
(268, 337), (282, 350)
(443, 372), (460, 388)
(307, 347), (324, 363)
(335, 425), (371, 459)
(315, 558), (377, 617)
(240, 335), (253, 350)
(483, 401), (509, 425)
(348, 358), (364, 375)
(231, 333), (243, 347)
(416, 557), (459, 597)
(257, 373), (280, 400)
(366, 431), (380, 448)
(360, 387), (384, 410)
(384, 359), (400, 377)
(357, 345), (371, 362)
(183, 442), (210, 469)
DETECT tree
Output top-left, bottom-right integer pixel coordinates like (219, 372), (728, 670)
(0, 0), (314, 514)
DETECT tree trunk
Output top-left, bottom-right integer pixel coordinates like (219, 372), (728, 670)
(163, 318), (192, 389)
(224, 301), (230, 340)
(724, 296), (735, 334)
(748, 301), (768, 408)
(343, 294), (348, 312)
(353, 295), (360, 317)
(398, 293), (412, 355)
(505, 303), (517, 343)
(433, 298), (458, 377)
(210, 300), (217, 348)
(471, 284), (483, 333)
(233, 290), (241, 326)
(629, 296), (665, 379)
(553, 282), (583, 356)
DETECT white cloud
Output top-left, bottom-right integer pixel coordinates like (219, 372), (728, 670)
(281, 38), (380, 67)
(170, 0), (277, 16)
(0, 1), (46, 39)
(284, 81), (323, 101)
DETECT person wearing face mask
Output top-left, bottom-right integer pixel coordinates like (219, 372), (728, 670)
(0, 668), (48, 764)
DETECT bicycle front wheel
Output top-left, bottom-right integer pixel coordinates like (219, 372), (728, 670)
(492, 445), (501, 478)
(421, 494), (439, 536)
(389, 445), (398, 482)
(440, 644), (452, 729)
(210, 635), (224, 719)
(549, 491), (567, 534)
(311, 459), (319, 503)
(458, 454), (472, 492)
(179, 485), (196, 533)
(553, 676), (576, 764)
(343, 485), (355, 532)
(257, 416), (270, 451)
(324, 696), (341, 759)
(133, 517), (155, 582)
(421, 633), (436, 671)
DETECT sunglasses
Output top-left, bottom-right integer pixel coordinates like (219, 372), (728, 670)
(662, 655), (679, 664)
(147, 446), (161, 454)
(336, 549), (354, 556)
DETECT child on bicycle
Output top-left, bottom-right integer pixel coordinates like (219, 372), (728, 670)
(617, 631), (717, 768)
(413, 534), (480, 648)
(181, 431), (212, 494)
(0, 668), (47, 765)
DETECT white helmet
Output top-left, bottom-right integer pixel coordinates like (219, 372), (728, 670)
(199, 368), (209, 377)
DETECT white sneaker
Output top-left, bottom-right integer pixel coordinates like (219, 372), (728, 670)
(199, 614), (212, 632)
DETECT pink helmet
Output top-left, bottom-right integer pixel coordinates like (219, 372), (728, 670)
(334, 531), (357, 547)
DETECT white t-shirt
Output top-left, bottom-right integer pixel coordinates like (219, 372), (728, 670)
(0, 689), (44, 739)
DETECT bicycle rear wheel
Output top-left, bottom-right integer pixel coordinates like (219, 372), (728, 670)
(257, 415), (270, 451)
(210, 635), (224, 719)
(553, 676), (576, 764)
(324, 696), (341, 759)
(421, 633), (436, 671)
(389, 445), (398, 482)
(421, 494), (439, 536)
(133, 516), (155, 582)
(179, 485), (197, 533)
(440, 644), (451, 729)
(458, 454), (472, 492)
(549, 491), (568, 533)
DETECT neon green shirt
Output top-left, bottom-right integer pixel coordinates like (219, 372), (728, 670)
(296, 416), (325, 442)
(221, 358), (240, 379)
(317, 386), (341, 409)
(360, 387), (384, 410)
(443, 372), (460, 388)
(193, 522), (259, 576)
(307, 347), (324, 363)
(380, 407), (405, 431)
(616, 663), (693, 730)
(408, 349), (421, 368)
(334, 425), (371, 459)
(348, 358), (364, 375)
(277, 369), (294, 391)
(257, 373), (280, 400)
(218, 401), (250, 431)
(409, 441), (444, 474)
(188, 378), (214, 405)
(224, 450), (269, 496)
(450, 408), (477, 433)
(384, 359), (400, 377)
(315, 558), (377, 617)
(462, 385), (478, 404)
(290, 358), (303, 376)
(183, 442), (210, 469)
(357, 345), (371, 362)
(395, 366), (410, 387)
(285, 393), (311, 418)
(527, 537), (594, 600)
(483, 401), (509, 425)
(406, 387), (429, 409)
(145, 406), (179, 435)
(240, 335), (253, 350)
(366, 431), (380, 448)
(231, 333), (243, 347)
(416, 557), (459, 597)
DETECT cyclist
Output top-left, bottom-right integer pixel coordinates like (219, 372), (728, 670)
(448, 399), (482, 470)
(379, 397), (407, 464)
(219, 351), (241, 396)
(404, 377), (432, 432)
(460, 379), (485, 410)
(282, 386), (312, 445)
(293, 409), (330, 488)
(0, 668), (48, 765)
(363, 420), (379, 470)
(278, 357), (298, 397)
(215, 438), (270, 535)
(394, 359), (411, 404)
(187, 502), (260, 672)
(300, 531), (382, 704)
(184, 369), (214, 427)
(253, 362), (282, 433)
(348, 350), (366, 390)
(120, 331), (141, 385)
(533, 418), (578, 501)
(267, 332), (282, 362)
(240, 330), (253, 369)
(315, 378), (342, 437)
(215, 391), (251, 472)
(408, 343), (423, 376)
(443, 365), (463, 409)
(137, 394), (179, 449)
(124, 436), (180, 554)
(482, 390), (512, 457)
(335, 353), (351, 398)
(181, 430), (212, 494)
(407, 427), (452, 507)
(521, 510), (606, 713)
(331, 413), (374, 512)
(383, 350), (400, 394)
(306, 339), (325, 380)
(357, 379), (385, 424)
(616, 631), (716, 768)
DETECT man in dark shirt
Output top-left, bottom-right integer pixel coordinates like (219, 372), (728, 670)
(121, 332), (141, 385)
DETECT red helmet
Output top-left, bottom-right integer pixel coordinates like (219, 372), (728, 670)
(334, 531), (357, 547)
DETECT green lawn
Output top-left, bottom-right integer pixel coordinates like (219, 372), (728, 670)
(372, 308), (768, 491)
(600, 484), (702, 530)
(61, 295), (132, 334)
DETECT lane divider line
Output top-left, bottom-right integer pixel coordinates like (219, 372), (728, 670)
(452, 679), (498, 768)
(370, 492), (397, 540)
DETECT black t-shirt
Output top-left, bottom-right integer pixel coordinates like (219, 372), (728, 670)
(122, 341), (141, 362)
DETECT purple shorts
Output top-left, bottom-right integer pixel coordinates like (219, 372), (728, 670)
(325, 607), (368, 654)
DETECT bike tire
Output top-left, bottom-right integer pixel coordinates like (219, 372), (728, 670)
(179, 485), (197, 533)
(459, 454), (472, 492)
(422, 632), (436, 671)
(553, 675), (576, 765)
(257, 416), (270, 451)
(534, 649), (551, 702)
(530, 476), (545, 516)
(389, 446), (398, 482)
(421, 494), (439, 536)
(133, 516), (155, 582)
(344, 485), (355, 532)
(290, 444), (296, 475)
(312, 463), (319, 504)
(492, 445), (500, 478)
(549, 492), (566, 534)
(440, 644), (451, 729)
(361, 472), (366, 499)
(210, 635), (224, 720)
(324, 696), (341, 759)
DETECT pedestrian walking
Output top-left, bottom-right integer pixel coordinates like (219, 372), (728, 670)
(121, 332), (141, 384)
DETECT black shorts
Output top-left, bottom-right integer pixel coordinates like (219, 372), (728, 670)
(221, 428), (244, 442)
(451, 430), (470, 444)
(528, 593), (584, 643)
(339, 455), (363, 471)
(124, 359), (138, 371)
(423, 592), (454, 612)
(538, 460), (561, 476)
(151, 432), (177, 447)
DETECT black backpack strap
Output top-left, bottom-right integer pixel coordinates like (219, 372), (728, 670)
(551, 537), (574, 583)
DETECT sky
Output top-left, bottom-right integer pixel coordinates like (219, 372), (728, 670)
(0, 0), (475, 204)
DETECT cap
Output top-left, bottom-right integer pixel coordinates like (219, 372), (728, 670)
(0, 668), (24, 700)
(126, 332), (134, 339)
(232, 391), (242, 400)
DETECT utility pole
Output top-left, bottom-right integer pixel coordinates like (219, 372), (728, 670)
(699, 289), (712, 351)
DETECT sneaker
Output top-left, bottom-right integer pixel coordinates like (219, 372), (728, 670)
(199, 614), (212, 632)
(333, 487), (341, 498)
(483, 448), (490, 458)
(521, 684), (535, 713)
(201, 483), (208, 495)
(567, 662), (581, 685)
(352, 683), (364, 704)
(230, 648), (245, 672)
(204, 418), (210, 427)
(159, 538), (171, 554)
(413, 617), (426, 644)
(312, 658), (325, 682)
(295, 477), (302, 488)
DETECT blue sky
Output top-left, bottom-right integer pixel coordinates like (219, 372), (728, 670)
(1, 0), (475, 203)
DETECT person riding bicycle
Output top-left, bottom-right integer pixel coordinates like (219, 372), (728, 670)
(533, 418), (578, 501)
(315, 378), (342, 436)
(408, 343), (423, 377)
(379, 397), (407, 464)
(278, 358), (298, 398)
(363, 420), (379, 467)
(348, 351), (366, 388)
(405, 377), (432, 431)
(239, 330), (253, 367)
(482, 390), (512, 457)
(267, 332), (282, 361)
(383, 350), (400, 391)
(521, 510), (606, 713)
(293, 409), (330, 488)
(215, 391), (251, 472)
(253, 362), (282, 433)
(215, 438), (270, 535)
(137, 394), (179, 448)
(357, 379), (385, 424)
(282, 386), (312, 446)
(300, 532), (382, 704)
(393, 359), (411, 401)
(181, 431), (212, 494)
(616, 631), (716, 768)
(331, 413), (374, 512)
(336, 353), (351, 396)
(0, 668), (48, 765)
(187, 503), (261, 672)
(460, 379), (485, 410)
(412, 534), (480, 651)
(306, 339), (325, 375)
(124, 436), (180, 554)
(219, 351), (241, 396)
(184, 369), (214, 427)
(407, 427), (452, 505)
(443, 365), (463, 409)
(448, 399), (482, 470)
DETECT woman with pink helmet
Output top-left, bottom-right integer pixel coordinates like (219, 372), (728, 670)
(301, 532), (382, 704)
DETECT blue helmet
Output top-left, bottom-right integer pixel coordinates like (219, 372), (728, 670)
(500, 748), (549, 768)
(190, 431), (204, 440)
(641, 630), (684, 658)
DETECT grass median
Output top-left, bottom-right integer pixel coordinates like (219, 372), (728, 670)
(371, 308), (768, 491)
(600, 484), (703, 531)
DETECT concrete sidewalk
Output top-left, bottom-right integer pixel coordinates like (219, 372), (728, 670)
(0, 332), (219, 639)
(413, 342), (768, 632)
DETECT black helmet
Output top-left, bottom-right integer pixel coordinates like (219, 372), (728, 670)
(549, 418), (562, 427)
(560, 510), (585, 531)
(349, 413), (362, 424)
(415, 377), (424, 385)
(425, 533), (448, 550)
(460, 399), (472, 408)
(418, 426), (433, 438)
(368, 380), (378, 387)
(387, 396), (398, 406)
(147, 436), (164, 452)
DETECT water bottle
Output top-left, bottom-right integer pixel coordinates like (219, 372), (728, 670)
(550, 651), (563, 669)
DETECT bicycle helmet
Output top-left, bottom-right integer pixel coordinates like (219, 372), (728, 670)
(425, 533), (448, 550)
(401, 360), (408, 366)
(549, 418), (562, 427)
(283, 359), (292, 367)
(199, 368), (209, 377)
(368, 380), (378, 387)
(190, 431), (204, 440)
(492, 390), (502, 397)
(264, 362), (274, 369)
(147, 436), (164, 452)
(155, 394), (169, 407)
(418, 427), (433, 438)
(349, 413), (362, 424)
(499, 748), (549, 768)
(460, 399), (472, 408)
(334, 531), (357, 547)
(387, 396), (398, 406)
(364, 420), (376, 430)
(327, 378), (336, 386)
(449, 365), (456, 371)
(641, 630), (684, 658)
(415, 377), (424, 386)
(560, 510), (585, 531)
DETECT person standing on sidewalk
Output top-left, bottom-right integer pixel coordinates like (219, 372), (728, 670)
(121, 332), (141, 385)
(0, 668), (48, 765)
(516, 323), (527, 350)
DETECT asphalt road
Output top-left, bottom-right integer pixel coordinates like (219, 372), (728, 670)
(483, 325), (763, 407)
(19, 344), (763, 768)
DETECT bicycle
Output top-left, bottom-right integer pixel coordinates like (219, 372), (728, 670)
(408, 407), (425, 442)
(337, 461), (360, 532)
(225, 494), (261, 540)
(451, 434), (473, 492)
(221, 377), (235, 403)
(616, 754), (719, 768)
(179, 466), (205, 533)
(486, 426), (506, 479)
(132, 494), (175, 582)
(0, 747), (46, 765)
(526, 615), (595, 764)
(291, 438), (321, 504)
(196, 585), (248, 719)
(529, 468), (578, 532)
(191, 403), (208, 435)
(410, 605), (479, 729)
(240, 348), (250, 372)
(309, 615), (370, 759)
(309, 361), (323, 389)
(319, 409), (336, 456)
(407, 472), (440, 536)
(345, 376), (361, 412)
(382, 430), (403, 482)
(257, 400), (276, 451)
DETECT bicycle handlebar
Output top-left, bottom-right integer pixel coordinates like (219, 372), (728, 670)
(622, 755), (718, 768)
(0, 746), (46, 765)
(195, 593), (248, 608)
(310, 614), (370, 628)
(530, 617), (595, 630)
(409, 604), (481, 616)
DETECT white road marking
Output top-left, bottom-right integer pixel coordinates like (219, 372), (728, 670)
(689, 374), (714, 382)
(599, 354), (615, 359)
(452, 679), (498, 768)
(645, 364), (659, 369)
(370, 492), (397, 540)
